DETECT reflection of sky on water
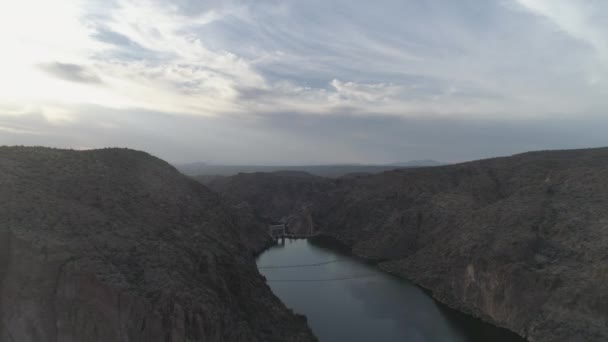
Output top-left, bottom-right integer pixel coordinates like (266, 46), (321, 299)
(257, 239), (465, 342)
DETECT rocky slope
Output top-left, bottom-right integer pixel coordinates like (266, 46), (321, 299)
(208, 171), (331, 235)
(208, 147), (608, 342)
(0, 147), (315, 342)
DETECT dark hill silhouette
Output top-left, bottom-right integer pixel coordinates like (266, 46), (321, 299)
(176, 160), (444, 178)
(0, 147), (315, 342)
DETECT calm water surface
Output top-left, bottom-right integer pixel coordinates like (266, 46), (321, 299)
(257, 239), (526, 342)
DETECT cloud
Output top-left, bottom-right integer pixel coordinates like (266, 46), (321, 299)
(515, 0), (608, 85)
(330, 80), (399, 102)
(1, 0), (608, 163)
(515, 1), (608, 56)
(38, 62), (103, 84)
(1, 104), (607, 165)
(4, 0), (604, 119)
(0, 125), (40, 135)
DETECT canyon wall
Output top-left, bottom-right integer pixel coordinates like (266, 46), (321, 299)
(209, 148), (608, 342)
(0, 147), (316, 342)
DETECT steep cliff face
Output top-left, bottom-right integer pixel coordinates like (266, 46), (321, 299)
(209, 148), (608, 342)
(0, 147), (315, 342)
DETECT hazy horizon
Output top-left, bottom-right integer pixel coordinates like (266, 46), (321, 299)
(1, 0), (608, 164)
(174, 159), (444, 166)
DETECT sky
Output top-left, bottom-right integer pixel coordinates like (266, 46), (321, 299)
(0, 0), (607, 164)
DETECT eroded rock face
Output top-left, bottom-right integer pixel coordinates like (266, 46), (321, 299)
(209, 148), (608, 342)
(0, 147), (315, 342)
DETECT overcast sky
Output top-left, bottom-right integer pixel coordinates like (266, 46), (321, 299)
(0, 0), (607, 164)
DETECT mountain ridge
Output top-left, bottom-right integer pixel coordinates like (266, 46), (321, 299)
(176, 160), (444, 178)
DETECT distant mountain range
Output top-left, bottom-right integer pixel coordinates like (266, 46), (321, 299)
(388, 159), (444, 167)
(174, 160), (445, 178)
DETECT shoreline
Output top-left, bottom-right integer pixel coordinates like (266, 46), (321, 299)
(291, 233), (531, 342)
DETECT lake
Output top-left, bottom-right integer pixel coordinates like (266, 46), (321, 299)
(256, 238), (526, 342)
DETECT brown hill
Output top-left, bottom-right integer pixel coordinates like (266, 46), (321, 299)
(208, 147), (608, 342)
(0, 147), (315, 342)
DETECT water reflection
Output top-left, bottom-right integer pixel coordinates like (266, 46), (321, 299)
(261, 239), (507, 342)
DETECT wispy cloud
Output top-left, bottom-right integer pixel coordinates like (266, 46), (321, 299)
(515, 0), (608, 91)
(515, 1), (608, 57)
(0, 0), (607, 163)
(3, 0), (606, 118)
(38, 62), (103, 84)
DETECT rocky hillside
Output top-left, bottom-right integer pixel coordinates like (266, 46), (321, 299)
(0, 147), (315, 342)
(208, 171), (332, 235)
(208, 147), (608, 342)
